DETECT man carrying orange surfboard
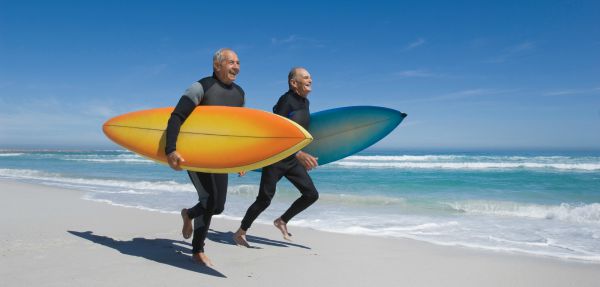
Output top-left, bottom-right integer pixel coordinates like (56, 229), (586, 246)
(165, 48), (245, 266)
(233, 67), (320, 247)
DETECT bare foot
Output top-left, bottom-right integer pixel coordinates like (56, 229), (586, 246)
(181, 208), (193, 239)
(233, 228), (251, 248)
(274, 218), (292, 241)
(192, 252), (213, 266)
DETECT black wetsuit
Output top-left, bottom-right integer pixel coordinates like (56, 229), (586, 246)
(240, 90), (319, 231)
(165, 74), (244, 253)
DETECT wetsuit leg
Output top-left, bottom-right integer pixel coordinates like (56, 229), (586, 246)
(186, 171), (228, 253)
(208, 173), (228, 215)
(240, 163), (286, 231)
(185, 171), (209, 218)
(280, 160), (319, 223)
(191, 212), (212, 253)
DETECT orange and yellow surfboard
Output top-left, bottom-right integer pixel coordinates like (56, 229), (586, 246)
(103, 106), (312, 173)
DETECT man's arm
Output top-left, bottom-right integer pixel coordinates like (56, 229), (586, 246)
(165, 82), (204, 170)
(165, 96), (196, 155)
(164, 97), (196, 170)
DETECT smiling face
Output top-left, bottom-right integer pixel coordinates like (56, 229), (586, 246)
(213, 50), (240, 85)
(290, 68), (312, 97)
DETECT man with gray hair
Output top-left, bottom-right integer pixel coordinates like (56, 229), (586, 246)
(165, 48), (245, 266)
(233, 67), (319, 247)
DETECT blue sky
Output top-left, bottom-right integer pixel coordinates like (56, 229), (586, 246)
(1, 0), (599, 150)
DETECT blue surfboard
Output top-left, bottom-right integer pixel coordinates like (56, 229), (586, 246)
(303, 106), (406, 166)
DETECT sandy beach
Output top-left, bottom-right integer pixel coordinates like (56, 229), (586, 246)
(1, 179), (598, 287)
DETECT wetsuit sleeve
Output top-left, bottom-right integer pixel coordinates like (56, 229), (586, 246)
(165, 96), (196, 155)
(183, 82), (204, 105)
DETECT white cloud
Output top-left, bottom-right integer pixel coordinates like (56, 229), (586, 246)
(509, 41), (535, 53)
(271, 35), (324, 48)
(486, 41), (535, 63)
(543, 87), (600, 97)
(395, 69), (436, 78)
(404, 38), (426, 51)
(271, 35), (299, 45)
(435, 89), (492, 100)
(84, 105), (119, 118)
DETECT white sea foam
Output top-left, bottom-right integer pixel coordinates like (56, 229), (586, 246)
(445, 201), (600, 224)
(0, 153), (24, 157)
(63, 158), (154, 163)
(59, 153), (153, 163)
(344, 155), (579, 162)
(276, 217), (600, 263)
(93, 189), (155, 195)
(227, 184), (404, 206)
(334, 161), (600, 171)
(335, 154), (600, 171)
(319, 193), (405, 205)
(345, 155), (463, 161)
(0, 168), (194, 193)
(227, 184), (260, 195)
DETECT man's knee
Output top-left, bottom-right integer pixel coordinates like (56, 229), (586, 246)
(256, 197), (272, 209)
(256, 189), (275, 208)
(212, 204), (225, 215)
(205, 202), (225, 215)
(306, 190), (319, 203)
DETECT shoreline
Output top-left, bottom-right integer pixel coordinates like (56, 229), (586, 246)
(1, 179), (599, 286)
(81, 190), (600, 265)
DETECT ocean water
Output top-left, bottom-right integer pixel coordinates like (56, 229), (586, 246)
(1, 149), (599, 263)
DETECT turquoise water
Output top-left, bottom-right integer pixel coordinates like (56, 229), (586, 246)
(1, 150), (599, 262)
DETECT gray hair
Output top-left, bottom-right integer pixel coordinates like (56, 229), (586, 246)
(213, 48), (234, 64)
(288, 67), (305, 89)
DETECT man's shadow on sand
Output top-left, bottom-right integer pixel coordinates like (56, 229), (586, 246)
(68, 231), (226, 277)
(68, 229), (310, 277)
(207, 230), (311, 250)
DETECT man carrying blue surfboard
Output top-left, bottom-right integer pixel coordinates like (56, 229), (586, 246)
(234, 67), (320, 247)
(166, 48), (245, 266)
